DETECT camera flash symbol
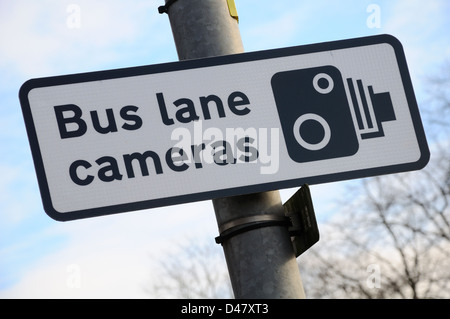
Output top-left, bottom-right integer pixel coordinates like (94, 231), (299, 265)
(313, 73), (334, 94)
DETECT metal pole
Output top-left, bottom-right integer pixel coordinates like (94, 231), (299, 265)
(163, 0), (305, 298)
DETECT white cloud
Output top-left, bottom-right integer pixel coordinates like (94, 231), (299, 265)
(383, 0), (450, 84)
(0, 242), (152, 298)
(0, 0), (169, 78)
(0, 198), (219, 298)
(239, 1), (317, 51)
(0, 163), (41, 225)
(243, 11), (302, 50)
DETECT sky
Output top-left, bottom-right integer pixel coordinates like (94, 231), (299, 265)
(0, 0), (449, 298)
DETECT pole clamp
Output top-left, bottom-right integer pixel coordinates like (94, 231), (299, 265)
(158, 0), (178, 14)
(215, 185), (319, 257)
(215, 214), (289, 244)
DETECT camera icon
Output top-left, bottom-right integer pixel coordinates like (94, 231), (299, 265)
(271, 65), (396, 163)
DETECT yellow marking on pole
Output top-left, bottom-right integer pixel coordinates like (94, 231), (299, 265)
(226, 0), (239, 22)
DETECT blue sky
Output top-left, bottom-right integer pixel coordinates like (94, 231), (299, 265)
(0, 0), (449, 298)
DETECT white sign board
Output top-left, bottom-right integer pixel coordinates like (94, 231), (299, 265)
(20, 35), (429, 221)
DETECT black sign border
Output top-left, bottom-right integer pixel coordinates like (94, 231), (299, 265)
(19, 34), (430, 221)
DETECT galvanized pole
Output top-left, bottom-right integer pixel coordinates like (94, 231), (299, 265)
(162, 0), (305, 298)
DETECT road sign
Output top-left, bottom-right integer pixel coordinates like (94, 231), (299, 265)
(19, 34), (429, 221)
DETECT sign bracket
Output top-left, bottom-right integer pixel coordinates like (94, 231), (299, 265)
(284, 184), (320, 257)
(215, 184), (319, 259)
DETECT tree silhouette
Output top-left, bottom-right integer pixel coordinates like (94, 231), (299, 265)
(300, 61), (450, 298)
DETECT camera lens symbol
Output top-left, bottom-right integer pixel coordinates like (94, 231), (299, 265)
(271, 65), (360, 163)
(313, 73), (334, 94)
(293, 114), (331, 151)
